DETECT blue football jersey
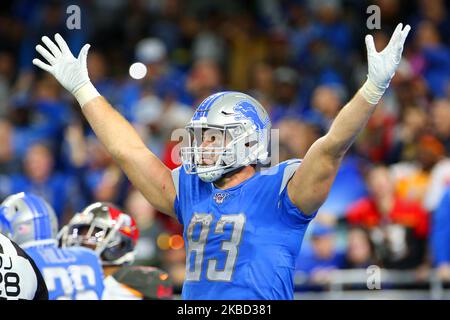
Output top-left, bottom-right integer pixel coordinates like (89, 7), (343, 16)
(172, 159), (317, 300)
(25, 243), (104, 300)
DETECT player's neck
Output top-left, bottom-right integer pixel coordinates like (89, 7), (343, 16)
(103, 266), (121, 277)
(214, 165), (256, 190)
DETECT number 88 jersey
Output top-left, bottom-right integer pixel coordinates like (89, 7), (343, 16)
(172, 159), (317, 300)
(25, 244), (104, 300)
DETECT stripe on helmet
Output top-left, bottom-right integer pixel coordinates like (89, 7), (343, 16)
(192, 91), (231, 120)
(23, 195), (52, 241)
(22, 195), (40, 241)
(30, 195), (52, 240)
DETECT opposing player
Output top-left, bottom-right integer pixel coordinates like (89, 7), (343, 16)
(59, 202), (172, 300)
(0, 233), (48, 300)
(33, 23), (411, 299)
(0, 192), (104, 300)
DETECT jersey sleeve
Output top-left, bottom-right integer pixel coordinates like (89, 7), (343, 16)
(171, 166), (183, 225)
(171, 165), (204, 226)
(431, 188), (450, 266)
(277, 159), (318, 228)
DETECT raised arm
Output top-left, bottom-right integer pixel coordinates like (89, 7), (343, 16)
(287, 23), (411, 215)
(32, 34), (176, 217)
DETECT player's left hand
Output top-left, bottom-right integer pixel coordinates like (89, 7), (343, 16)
(365, 23), (411, 91)
(360, 23), (411, 105)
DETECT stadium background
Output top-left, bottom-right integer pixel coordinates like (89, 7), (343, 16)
(0, 0), (449, 299)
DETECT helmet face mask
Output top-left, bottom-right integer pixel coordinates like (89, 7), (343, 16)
(64, 223), (108, 251)
(180, 92), (271, 183)
(181, 125), (240, 182)
(59, 202), (139, 266)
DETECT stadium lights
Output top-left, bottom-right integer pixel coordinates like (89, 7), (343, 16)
(129, 62), (147, 80)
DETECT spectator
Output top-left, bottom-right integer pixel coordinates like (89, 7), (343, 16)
(185, 58), (223, 107)
(82, 137), (128, 206)
(392, 134), (445, 205)
(247, 61), (275, 110)
(4, 143), (83, 224)
(310, 84), (344, 130)
(0, 51), (15, 115)
(411, 0), (450, 41)
(354, 101), (396, 163)
(0, 118), (18, 174)
(346, 165), (429, 269)
(270, 66), (304, 124)
(431, 99), (450, 154)
(342, 226), (378, 269)
(125, 188), (166, 268)
(413, 21), (450, 98)
(388, 106), (428, 164)
(277, 118), (322, 160)
(296, 223), (345, 289)
(222, 10), (269, 91)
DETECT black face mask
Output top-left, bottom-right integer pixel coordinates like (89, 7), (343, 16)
(101, 236), (134, 264)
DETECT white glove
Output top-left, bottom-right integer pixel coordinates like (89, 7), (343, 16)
(32, 33), (100, 107)
(360, 23), (411, 104)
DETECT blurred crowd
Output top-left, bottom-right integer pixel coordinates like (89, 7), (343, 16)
(0, 0), (449, 292)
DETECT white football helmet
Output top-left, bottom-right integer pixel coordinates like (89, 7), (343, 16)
(180, 91), (271, 182)
(58, 202), (139, 266)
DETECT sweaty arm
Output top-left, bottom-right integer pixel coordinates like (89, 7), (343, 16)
(32, 34), (176, 217)
(288, 23), (411, 215)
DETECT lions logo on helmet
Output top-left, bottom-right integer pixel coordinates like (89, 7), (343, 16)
(181, 91), (271, 183)
(233, 101), (270, 141)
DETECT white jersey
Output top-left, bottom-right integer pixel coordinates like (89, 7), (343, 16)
(0, 233), (48, 300)
(101, 265), (172, 300)
(101, 275), (142, 300)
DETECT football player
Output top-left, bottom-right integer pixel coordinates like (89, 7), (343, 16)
(0, 192), (104, 300)
(59, 202), (172, 300)
(33, 23), (411, 299)
(0, 233), (48, 300)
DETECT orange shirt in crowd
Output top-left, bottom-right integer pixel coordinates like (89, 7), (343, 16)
(395, 171), (430, 204)
(346, 197), (429, 238)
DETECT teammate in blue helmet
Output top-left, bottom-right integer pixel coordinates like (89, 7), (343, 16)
(0, 192), (104, 300)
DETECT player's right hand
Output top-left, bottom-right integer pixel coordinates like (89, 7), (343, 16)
(33, 34), (91, 95)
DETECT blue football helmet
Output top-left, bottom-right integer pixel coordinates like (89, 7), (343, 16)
(0, 192), (58, 248)
(180, 91), (271, 182)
